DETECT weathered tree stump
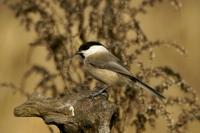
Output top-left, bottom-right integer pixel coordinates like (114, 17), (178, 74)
(14, 88), (117, 133)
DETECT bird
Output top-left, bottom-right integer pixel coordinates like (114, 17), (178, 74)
(76, 41), (165, 100)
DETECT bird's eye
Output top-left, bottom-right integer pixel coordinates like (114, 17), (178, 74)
(86, 45), (90, 50)
(80, 45), (90, 51)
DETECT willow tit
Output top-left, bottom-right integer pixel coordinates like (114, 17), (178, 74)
(76, 41), (165, 99)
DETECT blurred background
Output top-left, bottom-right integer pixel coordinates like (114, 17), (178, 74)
(0, 0), (199, 133)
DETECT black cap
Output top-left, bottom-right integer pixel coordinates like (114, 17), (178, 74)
(78, 41), (102, 52)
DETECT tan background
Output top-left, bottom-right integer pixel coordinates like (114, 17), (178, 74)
(0, 0), (200, 133)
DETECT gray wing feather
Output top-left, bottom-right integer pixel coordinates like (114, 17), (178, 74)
(86, 53), (132, 76)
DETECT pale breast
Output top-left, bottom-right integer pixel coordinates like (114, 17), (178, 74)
(84, 63), (126, 86)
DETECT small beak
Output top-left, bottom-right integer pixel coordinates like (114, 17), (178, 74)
(75, 51), (84, 58)
(75, 51), (81, 55)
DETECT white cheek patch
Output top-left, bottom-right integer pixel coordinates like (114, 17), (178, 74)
(83, 45), (108, 57)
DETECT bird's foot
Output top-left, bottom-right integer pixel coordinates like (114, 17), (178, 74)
(88, 86), (108, 98)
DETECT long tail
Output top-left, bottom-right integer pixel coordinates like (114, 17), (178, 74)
(129, 75), (165, 100)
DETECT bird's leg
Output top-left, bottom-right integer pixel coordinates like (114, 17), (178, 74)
(89, 85), (109, 98)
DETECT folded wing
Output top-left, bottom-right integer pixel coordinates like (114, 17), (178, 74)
(86, 53), (165, 100)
